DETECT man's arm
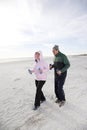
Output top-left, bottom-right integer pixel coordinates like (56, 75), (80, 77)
(61, 55), (70, 73)
(49, 64), (54, 70)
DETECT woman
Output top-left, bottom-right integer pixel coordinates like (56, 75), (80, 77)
(28, 51), (49, 110)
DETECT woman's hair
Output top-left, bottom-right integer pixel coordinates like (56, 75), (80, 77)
(35, 52), (40, 55)
(35, 52), (40, 62)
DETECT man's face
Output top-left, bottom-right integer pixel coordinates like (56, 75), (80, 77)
(52, 49), (58, 55)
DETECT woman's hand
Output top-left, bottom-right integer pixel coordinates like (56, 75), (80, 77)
(49, 64), (53, 70)
(28, 69), (33, 74)
(38, 68), (43, 74)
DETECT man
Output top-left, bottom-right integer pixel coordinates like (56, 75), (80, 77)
(50, 45), (70, 107)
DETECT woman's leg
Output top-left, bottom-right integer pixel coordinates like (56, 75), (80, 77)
(35, 80), (46, 102)
(40, 90), (46, 102)
(35, 80), (38, 87)
(34, 81), (46, 107)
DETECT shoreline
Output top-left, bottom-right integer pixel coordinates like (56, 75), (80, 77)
(0, 54), (87, 64)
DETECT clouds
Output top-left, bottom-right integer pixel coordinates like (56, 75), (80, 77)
(0, 1), (20, 58)
(40, 0), (87, 15)
(0, 1), (17, 46)
(19, 0), (87, 41)
(0, 0), (87, 58)
(21, 0), (87, 54)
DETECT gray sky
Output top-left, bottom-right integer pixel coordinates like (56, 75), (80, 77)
(0, 0), (87, 58)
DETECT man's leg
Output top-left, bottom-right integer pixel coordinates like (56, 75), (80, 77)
(58, 73), (67, 101)
(55, 78), (60, 100)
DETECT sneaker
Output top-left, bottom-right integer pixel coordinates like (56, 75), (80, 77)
(55, 99), (61, 103)
(33, 106), (40, 110)
(59, 100), (66, 107)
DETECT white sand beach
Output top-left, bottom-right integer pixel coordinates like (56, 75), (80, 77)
(0, 56), (87, 130)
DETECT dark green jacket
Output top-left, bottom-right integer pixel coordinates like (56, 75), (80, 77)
(52, 52), (70, 75)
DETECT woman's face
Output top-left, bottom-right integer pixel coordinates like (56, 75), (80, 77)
(35, 52), (40, 60)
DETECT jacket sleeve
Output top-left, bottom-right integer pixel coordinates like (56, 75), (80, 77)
(31, 65), (36, 73)
(42, 63), (49, 73)
(61, 55), (70, 73)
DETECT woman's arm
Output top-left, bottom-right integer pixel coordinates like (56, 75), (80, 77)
(42, 63), (49, 73)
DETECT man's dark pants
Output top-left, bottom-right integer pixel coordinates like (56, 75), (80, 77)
(55, 72), (67, 101)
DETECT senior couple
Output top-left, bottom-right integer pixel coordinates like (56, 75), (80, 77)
(29, 45), (70, 110)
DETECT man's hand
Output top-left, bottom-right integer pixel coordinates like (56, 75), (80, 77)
(49, 64), (53, 70)
(56, 70), (62, 75)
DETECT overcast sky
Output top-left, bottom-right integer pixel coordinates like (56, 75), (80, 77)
(0, 0), (87, 58)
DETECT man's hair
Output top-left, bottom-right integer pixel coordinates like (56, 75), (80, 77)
(53, 45), (59, 51)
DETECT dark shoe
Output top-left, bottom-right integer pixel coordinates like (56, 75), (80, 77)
(59, 100), (66, 107)
(55, 99), (61, 103)
(33, 106), (40, 110)
(40, 99), (46, 104)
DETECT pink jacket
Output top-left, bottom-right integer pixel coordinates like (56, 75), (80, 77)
(33, 51), (49, 81)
